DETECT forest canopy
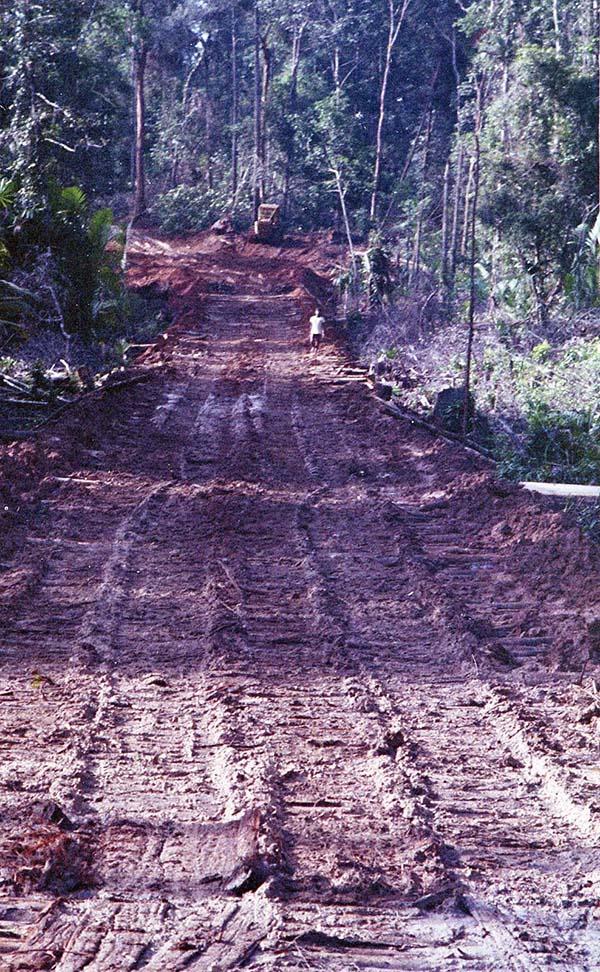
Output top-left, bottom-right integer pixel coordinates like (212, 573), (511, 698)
(1, 0), (600, 502)
(0, 0), (462, 232)
(1, 1), (598, 283)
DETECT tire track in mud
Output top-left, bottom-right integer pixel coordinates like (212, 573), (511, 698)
(291, 384), (600, 969)
(0, 253), (598, 970)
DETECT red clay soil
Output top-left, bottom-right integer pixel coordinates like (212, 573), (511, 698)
(0, 229), (599, 971)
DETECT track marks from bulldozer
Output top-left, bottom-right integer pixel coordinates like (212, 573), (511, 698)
(0, 254), (598, 970)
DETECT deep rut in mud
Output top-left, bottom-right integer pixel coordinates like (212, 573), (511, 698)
(0, 235), (599, 971)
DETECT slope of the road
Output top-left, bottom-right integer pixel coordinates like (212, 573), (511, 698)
(0, 231), (599, 971)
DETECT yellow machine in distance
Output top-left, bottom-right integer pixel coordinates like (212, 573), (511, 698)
(253, 203), (281, 243)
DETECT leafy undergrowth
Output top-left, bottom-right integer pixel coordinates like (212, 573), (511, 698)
(151, 185), (252, 234)
(482, 338), (600, 489)
(0, 181), (172, 439)
(563, 499), (600, 545)
(0, 289), (169, 439)
(353, 305), (600, 539)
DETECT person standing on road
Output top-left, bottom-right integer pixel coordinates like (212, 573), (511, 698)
(309, 308), (325, 351)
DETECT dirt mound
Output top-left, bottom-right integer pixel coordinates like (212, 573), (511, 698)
(437, 461), (599, 665)
(127, 229), (341, 310)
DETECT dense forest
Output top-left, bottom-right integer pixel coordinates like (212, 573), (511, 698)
(2, 0), (599, 281)
(1, 0), (464, 235)
(1, 0), (600, 504)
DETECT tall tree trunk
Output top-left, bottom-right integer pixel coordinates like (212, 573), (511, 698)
(259, 31), (271, 201)
(410, 109), (434, 284)
(231, 3), (239, 203)
(369, 0), (411, 224)
(552, 0), (562, 53)
(176, 55), (203, 191)
(370, 33), (393, 225)
(410, 68), (438, 283)
(252, 2), (261, 218)
(133, 41), (147, 219)
(204, 53), (213, 190)
(440, 158), (450, 294)
(169, 156), (179, 189)
(331, 165), (357, 276)
(390, 108), (428, 205)
(501, 60), (509, 148)
(463, 77), (483, 437)
(461, 156), (475, 258)
(450, 141), (464, 275)
(282, 22), (306, 220)
(332, 46), (340, 101)
(449, 28), (462, 281)
(584, 0), (595, 71)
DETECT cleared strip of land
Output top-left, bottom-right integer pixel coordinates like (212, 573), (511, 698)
(0, 236), (598, 971)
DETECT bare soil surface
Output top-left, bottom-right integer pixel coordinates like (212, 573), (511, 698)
(0, 231), (599, 971)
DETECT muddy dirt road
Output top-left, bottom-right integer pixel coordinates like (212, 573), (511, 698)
(0, 233), (599, 971)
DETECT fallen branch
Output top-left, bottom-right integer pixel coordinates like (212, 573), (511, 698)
(43, 136), (77, 153)
(0, 278), (45, 305)
(99, 371), (154, 393)
(0, 397), (49, 407)
(371, 385), (495, 462)
(1, 374), (31, 392)
(1, 369), (154, 440)
(522, 482), (600, 500)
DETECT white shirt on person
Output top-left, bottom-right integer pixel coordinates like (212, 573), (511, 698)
(310, 314), (325, 337)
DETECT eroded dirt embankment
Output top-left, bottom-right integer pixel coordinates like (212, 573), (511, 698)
(0, 230), (598, 972)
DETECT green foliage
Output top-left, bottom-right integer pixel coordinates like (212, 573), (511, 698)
(42, 190), (122, 335)
(363, 243), (393, 306)
(435, 391), (471, 434)
(566, 214), (600, 308)
(531, 340), (552, 362)
(498, 406), (600, 486)
(0, 179), (16, 210)
(524, 404), (600, 482)
(152, 185), (231, 234)
(491, 268), (533, 316)
(565, 500), (600, 544)
(485, 335), (600, 417)
(476, 332), (600, 487)
(0, 168), (124, 340)
(51, 184), (88, 219)
(471, 41), (597, 313)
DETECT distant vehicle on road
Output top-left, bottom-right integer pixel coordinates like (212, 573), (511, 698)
(253, 204), (281, 243)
